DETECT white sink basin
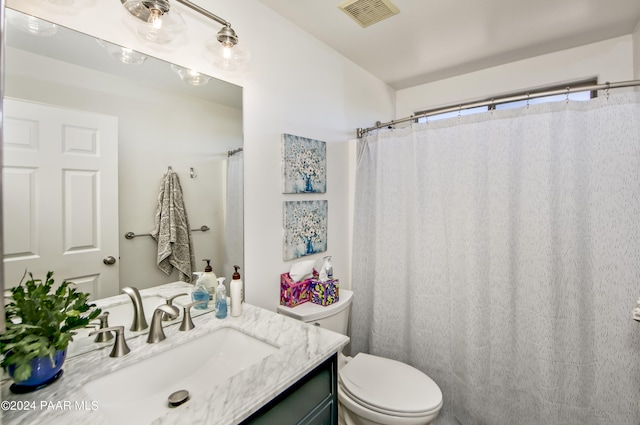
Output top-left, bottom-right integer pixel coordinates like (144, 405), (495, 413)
(82, 326), (280, 425)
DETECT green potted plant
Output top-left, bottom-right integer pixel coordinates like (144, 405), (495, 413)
(0, 271), (101, 388)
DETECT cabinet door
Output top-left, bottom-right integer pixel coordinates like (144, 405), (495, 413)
(241, 354), (337, 425)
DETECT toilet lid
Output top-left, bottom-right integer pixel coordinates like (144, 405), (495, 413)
(339, 353), (442, 415)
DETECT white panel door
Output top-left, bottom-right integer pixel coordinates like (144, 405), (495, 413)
(2, 98), (119, 299)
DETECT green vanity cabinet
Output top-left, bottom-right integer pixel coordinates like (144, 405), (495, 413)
(241, 353), (338, 425)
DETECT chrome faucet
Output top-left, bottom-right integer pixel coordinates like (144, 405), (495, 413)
(163, 292), (188, 321)
(89, 326), (131, 358)
(147, 304), (180, 343)
(179, 300), (208, 331)
(121, 286), (148, 331)
(91, 311), (113, 343)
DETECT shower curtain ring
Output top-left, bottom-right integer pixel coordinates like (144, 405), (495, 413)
(605, 82), (610, 100)
(526, 93), (530, 108)
(565, 87), (570, 103)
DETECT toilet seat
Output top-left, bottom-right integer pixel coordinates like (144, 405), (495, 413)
(339, 353), (443, 418)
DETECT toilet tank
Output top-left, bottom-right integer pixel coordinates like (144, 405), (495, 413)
(277, 289), (353, 335)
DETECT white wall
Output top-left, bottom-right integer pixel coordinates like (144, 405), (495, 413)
(397, 35), (635, 117)
(5, 47), (241, 291)
(6, 0), (395, 311)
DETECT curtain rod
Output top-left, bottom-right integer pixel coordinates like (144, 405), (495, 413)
(228, 147), (243, 157)
(356, 79), (640, 138)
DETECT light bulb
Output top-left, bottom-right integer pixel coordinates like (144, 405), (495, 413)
(148, 8), (163, 30)
(206, 38), (251, 74)
(223, 45), (232, 59)
(122, 0), (186, 44)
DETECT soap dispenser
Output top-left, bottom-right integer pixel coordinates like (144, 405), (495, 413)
(230, 265), (243, 317)
(200, 259), (217, 301)
(319, 255), (333, 282)
(215, 277), (228, 319)
(191, 277), (210, 310)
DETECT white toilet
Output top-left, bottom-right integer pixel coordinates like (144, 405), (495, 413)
(277, 289), (443, 425)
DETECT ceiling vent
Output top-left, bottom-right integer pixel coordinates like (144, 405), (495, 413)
(338, 0), (400, 28)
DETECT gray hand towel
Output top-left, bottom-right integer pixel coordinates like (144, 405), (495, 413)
(150, 171), (196, 282)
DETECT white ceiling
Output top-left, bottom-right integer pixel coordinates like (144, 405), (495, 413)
(257, 0), (640, 90)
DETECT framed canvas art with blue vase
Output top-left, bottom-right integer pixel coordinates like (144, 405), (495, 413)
(282, 133), (326, 194)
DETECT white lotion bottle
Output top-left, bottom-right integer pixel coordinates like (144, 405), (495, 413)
(200, 259), (218, 302)
(230, 265), (243, 317)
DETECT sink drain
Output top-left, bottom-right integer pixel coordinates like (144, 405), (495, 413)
(168, 389), (190, 408)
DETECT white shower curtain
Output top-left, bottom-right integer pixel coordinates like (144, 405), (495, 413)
(223, 151), (244, 282)
(351, 92), (640, 425)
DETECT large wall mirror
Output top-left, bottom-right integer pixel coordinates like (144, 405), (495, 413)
(2, 8), (244, 300)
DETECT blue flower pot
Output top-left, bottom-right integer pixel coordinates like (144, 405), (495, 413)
(8, 349), (66, 387)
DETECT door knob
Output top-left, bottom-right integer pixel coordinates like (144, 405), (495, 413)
(103, 256), (117, 265)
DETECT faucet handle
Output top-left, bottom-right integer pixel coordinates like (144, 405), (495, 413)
(166, 293), (188, 304)
(163, 293), (188, 321)
(147, 305), (180, 344)
(89, 326), (130, 358)
(91, 311), (113, 343)
(179, 301), (208, 332)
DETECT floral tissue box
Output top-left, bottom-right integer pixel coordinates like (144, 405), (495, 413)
(280, 272), (311, 307)
(310, 279), (339, 306)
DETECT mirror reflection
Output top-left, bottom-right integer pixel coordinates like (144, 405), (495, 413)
(2, 8), (244, 301)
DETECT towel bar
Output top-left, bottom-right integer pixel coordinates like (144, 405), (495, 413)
(124, 225), (210, 240)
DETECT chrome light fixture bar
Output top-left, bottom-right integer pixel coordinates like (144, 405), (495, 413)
(174, 0), (238, 49)
(121, 0), (248, 73)
(121, 0), (239, 49)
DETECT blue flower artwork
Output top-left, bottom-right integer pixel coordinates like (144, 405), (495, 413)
(282, 133), (326, 194)
(283, 200), (328, 260)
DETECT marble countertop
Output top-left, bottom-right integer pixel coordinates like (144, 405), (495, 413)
(0, 282), (350, 425)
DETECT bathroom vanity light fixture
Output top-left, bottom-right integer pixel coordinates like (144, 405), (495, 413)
(173, 0), (243, 59)
(8, 12), (58, 36)
(170, 64), (211, 86)
(96, 39), (148, 65)
(121, 0), (249, 71)
(121, 0), (186, 44)
(205, 27), (250, 73)
(120, 0), (249, 72)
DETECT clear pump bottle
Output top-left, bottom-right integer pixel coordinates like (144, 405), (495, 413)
(319, 255), (333, 282)
(215, 277), (227, 319)
(192, 277), (210, 310)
